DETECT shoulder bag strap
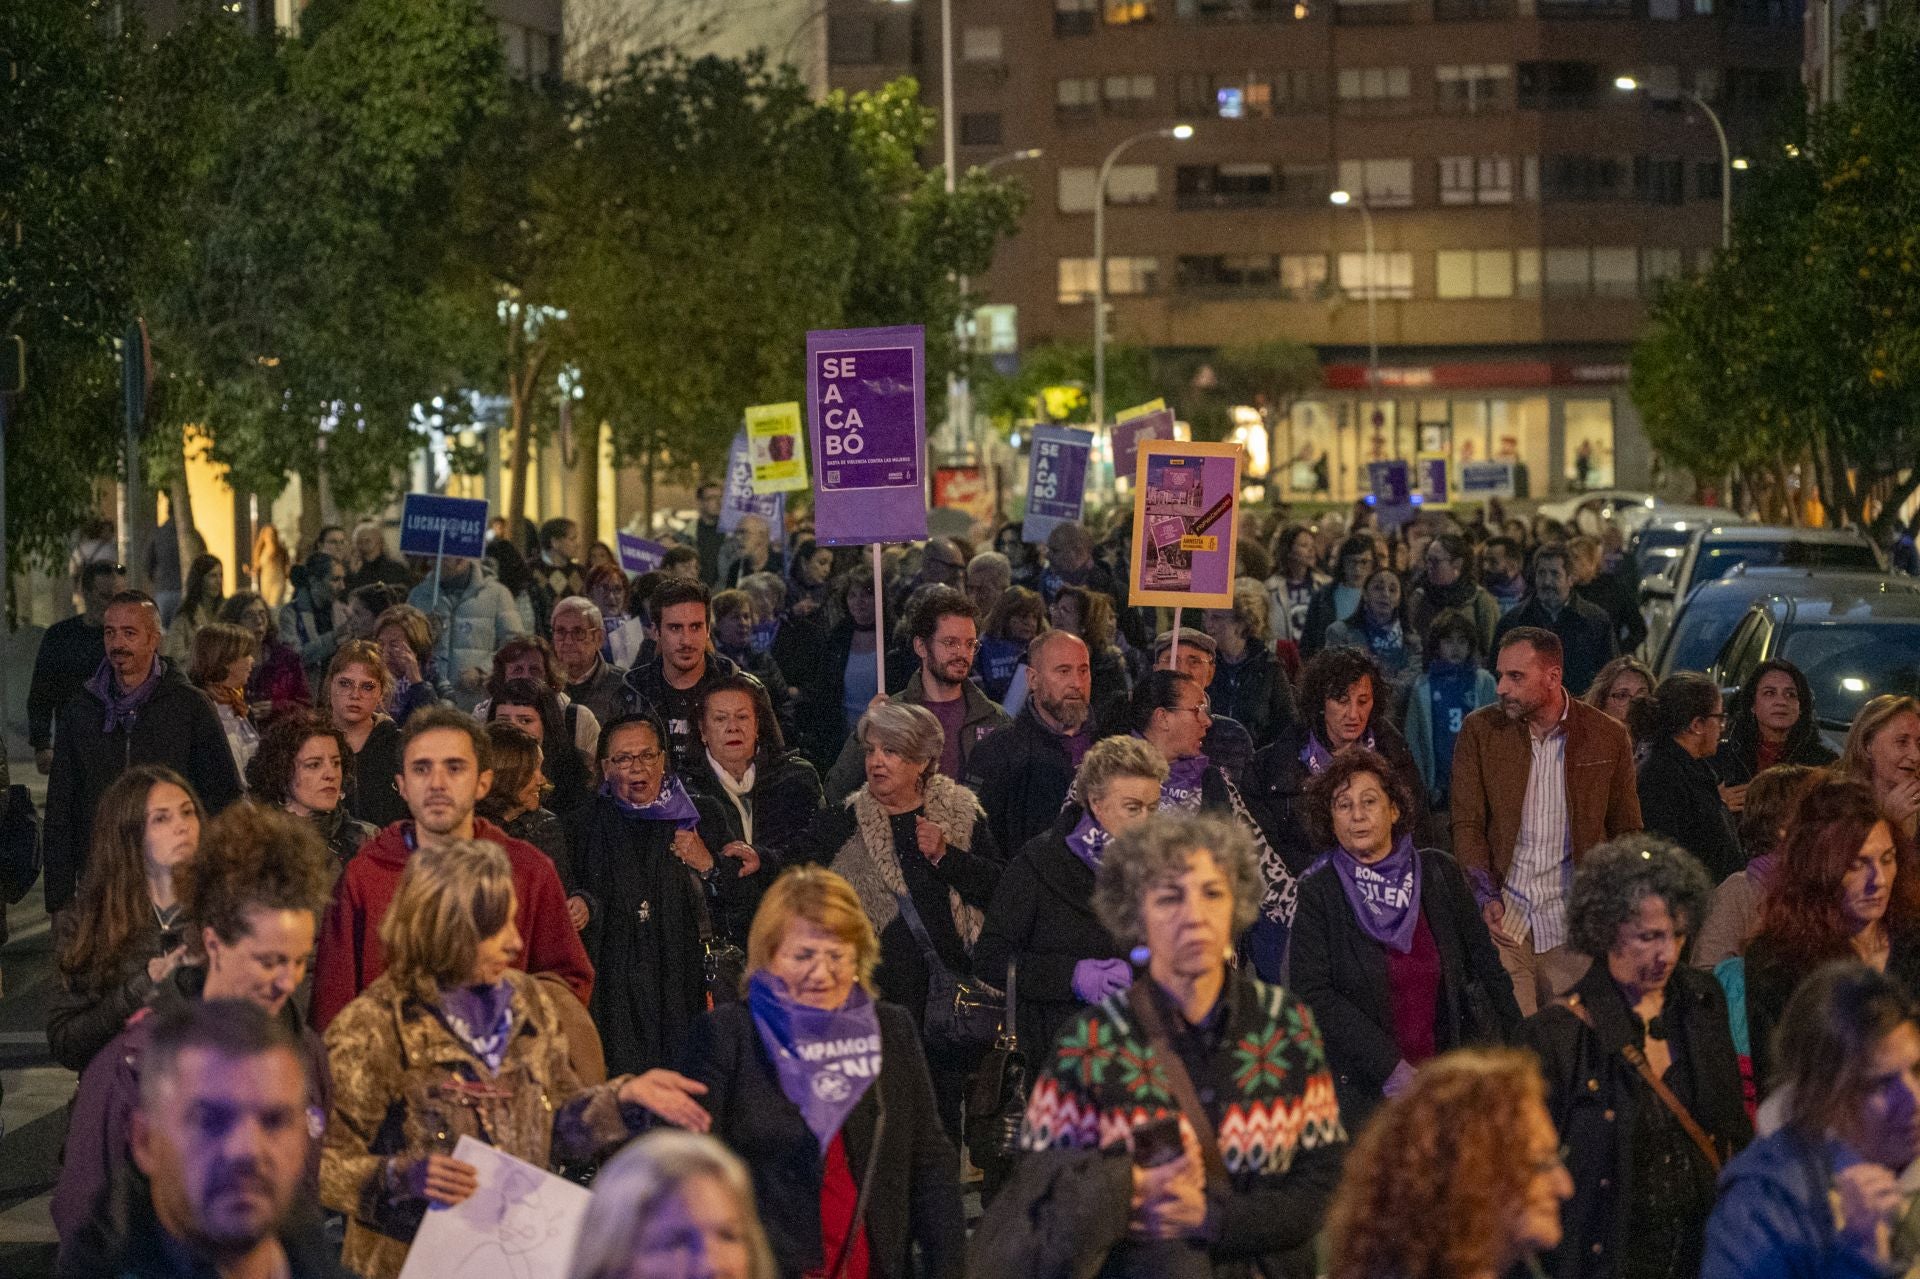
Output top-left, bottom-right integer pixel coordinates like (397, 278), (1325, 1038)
(1001, 955), (1019, 1053)
(891, 887), (945, 970)
(1561, 995), (1723, 1174)
(1126, 981), (1231, 1188)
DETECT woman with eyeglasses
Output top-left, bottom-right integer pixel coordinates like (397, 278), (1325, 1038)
(1584, 656), (1656, 728)
(564, 712), (746, 1076)
(1407, 532), (1500, 656)
(1629, 673), (1744, 884)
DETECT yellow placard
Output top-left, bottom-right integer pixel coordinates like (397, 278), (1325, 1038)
(1116, 398), (1167, 423)
(744, 401), (808, 494)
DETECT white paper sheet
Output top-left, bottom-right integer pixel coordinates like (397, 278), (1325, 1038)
(396, 1135), (591, 1279)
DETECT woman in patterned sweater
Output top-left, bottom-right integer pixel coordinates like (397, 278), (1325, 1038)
(1018, 812), (1348, 1279)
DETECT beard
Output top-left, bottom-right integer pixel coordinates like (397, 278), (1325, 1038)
(1039, 691), (1090, 731)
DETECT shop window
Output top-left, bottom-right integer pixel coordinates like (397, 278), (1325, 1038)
(1337, 251), (1414, 299)
(1336, 158), (1414, 206)
(1564, 399), (1616, 490)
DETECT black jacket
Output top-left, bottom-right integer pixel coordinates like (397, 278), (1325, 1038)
(58, 1164), (342, 1279)
(685, 750), (825, 941)
(1208, 643), (1299, 752)
(28, 614), (107, 752)
(1743, 930), (1920, 1097)
(305, 805), (376, 869)
(45, 910), (172, 1073)
(497, 806), (570, 882)
(972, 810), (1126, 1057)
(680, 1001), (967, 1279)
(787, 614), (853, 773)
(345, 553), (414, 594)
(1522, 961), (1752, 1279)
(44, 662), (243, 912)
(1287, 847), (1521, 1129)
(1242, 721), (1424, 877)
(620, 650), (744, 774)
(1576, 570), (1649, 657)
(1493, 595), (1619, 701)
(341, 717), (408, 831)
(1710, 722), (1838, 788)
(964, 706), (1080, 858)
(1637, 738), (1744, 883)
(1298, 579), (1350, 657)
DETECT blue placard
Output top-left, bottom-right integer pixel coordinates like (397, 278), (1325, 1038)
(718, 428), (787, 546)
(399, 493), (489, 559)
(617, 532), (667, 574)
(1366, 460), (1410, 506)
(1021, 424), (1094, 543)
(1459, 461), (1516, 498)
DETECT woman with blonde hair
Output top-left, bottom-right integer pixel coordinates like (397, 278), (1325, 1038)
(1837, 692), (1920, 840)
(1328, 1048), (1573, 1279)
(322, 838), (708, 1279)
(566, 1130), (776, 1279)
(1584, 655), (1655, 726)
(323, 639), (407, 829)
(370, 602), (441, 724)
(189, 620), (260, 774)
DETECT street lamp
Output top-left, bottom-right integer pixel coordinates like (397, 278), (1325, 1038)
(979, 147), (1045, 173)
(1615, 74), (1733, 249)
(1328, 189), (1380, 424)
(1093, 124), (1194, 462)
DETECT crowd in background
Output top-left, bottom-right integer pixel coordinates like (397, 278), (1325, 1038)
(23, 482), (1920, 1279)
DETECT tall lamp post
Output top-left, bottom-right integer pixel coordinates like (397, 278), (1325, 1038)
(1328, 189), (1381, 468)
(1615, 75), (1738, 250)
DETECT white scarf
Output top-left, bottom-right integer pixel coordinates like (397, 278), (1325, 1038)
(707, 752), (756, 843)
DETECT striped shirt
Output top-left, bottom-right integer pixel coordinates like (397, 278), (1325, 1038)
(1503, 690), (1574, 951)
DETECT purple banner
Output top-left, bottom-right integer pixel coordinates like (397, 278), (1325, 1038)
(1022, 425), (1093, 543)
(1113, 408), (1175, 485)
(719, 428), (787, 546)
(806, 325), (928, 547)
(616, 532), (666, 574)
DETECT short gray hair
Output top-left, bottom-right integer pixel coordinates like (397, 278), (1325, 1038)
(552, 594), (603, 630)
(739, 571), (786, 616)
(967, 551), (1011, 589)
(1077, 735), (1166, 806)
(856, 700), (945, 778)
(566, 1131), (775, 1279)
(1094, 813), (1262, 949)
(1565, 834), (1712, 958)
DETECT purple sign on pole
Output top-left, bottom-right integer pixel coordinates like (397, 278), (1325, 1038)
(1022, 425), (1093, 543)
(1113, 408), (1175, 485)
(806, 325), (928, 547)
(616, 532), (666, 574)
(719, 428), (787, 546)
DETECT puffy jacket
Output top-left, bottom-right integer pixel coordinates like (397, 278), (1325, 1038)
(406, 561), (527, 711)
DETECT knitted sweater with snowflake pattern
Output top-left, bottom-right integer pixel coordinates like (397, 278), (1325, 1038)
(1020, 970), (1348, 1270)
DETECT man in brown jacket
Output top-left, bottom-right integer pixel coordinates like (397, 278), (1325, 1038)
(1451, 626), (1642, 1014)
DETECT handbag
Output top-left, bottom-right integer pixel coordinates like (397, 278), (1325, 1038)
(0, 784), (41, 906)
(686, 866), (747, 1008)
(966, 957), (1029, 1182)
(893, 888), (1002, 1051)
(1563, 994), (1725, 1173)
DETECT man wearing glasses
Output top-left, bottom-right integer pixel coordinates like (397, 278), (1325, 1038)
(30, 559), (126, 774)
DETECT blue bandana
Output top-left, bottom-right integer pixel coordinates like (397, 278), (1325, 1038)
(436, 980), (516, 1070)
(602, 773), (700, 830)
(748, 970), (882, 1149)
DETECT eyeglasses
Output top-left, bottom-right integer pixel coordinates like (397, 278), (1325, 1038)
(606, 750), (664, 771)
(1176, 700), (1213, 720)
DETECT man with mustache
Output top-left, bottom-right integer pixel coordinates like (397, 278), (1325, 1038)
(822, 586), (1009, 805)
(966, 630), (1097, 855)
(308, 706), (592, 1028)
(53, 805), (335, 1259)
(43, 590), (243, 914)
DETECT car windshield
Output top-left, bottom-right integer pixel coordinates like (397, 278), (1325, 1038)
(1632, 528), (1694, 575)
(1781, 624), (1920, 726)
(1695, 540), (1879, 586)
(1662, 594), (1754, 675)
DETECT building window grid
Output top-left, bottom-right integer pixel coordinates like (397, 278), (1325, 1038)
(1058, 257), (1160, 304)
(1337, 251), (1415, 299)
(1436, 64), (1514, 114)
(1337, 158), (1415, 207)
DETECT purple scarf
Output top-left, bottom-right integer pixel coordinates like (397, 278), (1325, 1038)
(1745, 853), (1780, 891)
(1300, 729), (1374, 776)
(602, 774), (701, 830)
(86, 657), (162, 735)
(748, 970), (882, 1149)
(1066, 809), (1111, 870)
(436, 980), (516, 1071)
(1328, 833), (1422, 953)
(1161, 751), (1211, 812)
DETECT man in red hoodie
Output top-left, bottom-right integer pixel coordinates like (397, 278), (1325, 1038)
(309, 705), (593, 1028)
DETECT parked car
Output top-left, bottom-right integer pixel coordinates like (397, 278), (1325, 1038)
(1654, 567), (1920, 676)
(1643, 525), (1882, 662)
(1626, 509), (1751, 583)
(1710, 582), (1920, 752)
(1537, 490), (1660, 535)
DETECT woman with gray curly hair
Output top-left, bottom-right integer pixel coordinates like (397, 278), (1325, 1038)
(1520, 834), (1752, 1279)
(1004, 812), (1348, 1279)
(788, 698), (1002, 1142)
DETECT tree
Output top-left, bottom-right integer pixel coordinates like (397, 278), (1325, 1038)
(972, 341), (1169, 432)
(1192, 340), (1320, 457)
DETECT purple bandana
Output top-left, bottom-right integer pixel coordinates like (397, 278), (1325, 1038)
(1066, 809), (1111, 870)
(1328, 833), (1422, 953)
(1745, 853), (1780, 891)
(1161, 751), (1211, 812)
(748, 970), (882, 1149)
(436, 980), (516, 1071)
(603, 773), (701, 830)
(1300, 729), (1375, 776)
(86, 657), (162, 735)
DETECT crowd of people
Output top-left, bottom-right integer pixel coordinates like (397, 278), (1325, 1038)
(26, 494), (1920, 1279)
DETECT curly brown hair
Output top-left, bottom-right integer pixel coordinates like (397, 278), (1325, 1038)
(1328, 1048), (1549, 1279)
(173, 802), (334, 956)
(245, 709), (355, 807)
(1756, 776), (1920, 965)
(1303, 747), (1417, 851)
(1297, 646), (1389, 743)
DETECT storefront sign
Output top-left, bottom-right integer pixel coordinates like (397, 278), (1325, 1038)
(806, 325), (928, 546)
(934, 467), (995, 521)
(1022, 424), (1093, 543)
(1460, 460), (1517, 498)
(1127, 440), (1241, 609)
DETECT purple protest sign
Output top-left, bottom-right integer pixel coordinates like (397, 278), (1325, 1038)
(806, 325), (928, 547)
(1022, 425), (1093, 543)
(616, 532), (666, 574)
(719, 428), (787, 546)
(1127, 440), (1242, 609)
(1113, 407), (1175, 485)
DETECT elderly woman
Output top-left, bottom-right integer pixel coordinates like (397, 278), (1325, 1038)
(1288, 749), (1521, 1129)
(1328, 1049), (1574, 1279)
(1630, 673), (1744, 883)
(564, 712), (741, 1076)
(788, 700), (1001, 1140)
(1585, 655), (1656, 726)
(1014, 813), (1347, 1279)
(566, 1131), (776, 1279)
(370, 603), (442, 725)
(975, 736), (1168, 1056)
(1691, 763), (1818, 970)
(321, 839), (707, 1279)
(1742, 774), (1920, 1094)
(217, 590), (310, 715)
(188, 621), (260, 776)
(1838, 693), (1920, 841)
(1521, 835), (1752, 1279)
(1712, 659), (1836, 788)
(323, 640), (408, 829)
(661, 867), (967, 1279)
(245, 709), (376, 867)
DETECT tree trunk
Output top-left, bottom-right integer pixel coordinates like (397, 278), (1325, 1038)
(171, 425), (201, 572)
(642, 441), (656, 533)
(572, 416), (601, 548)
(506, 390), (532, 535)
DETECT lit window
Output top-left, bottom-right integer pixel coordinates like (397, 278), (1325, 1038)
(1338, 252), (1414, 299)
(961, 26), (1004, 62)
